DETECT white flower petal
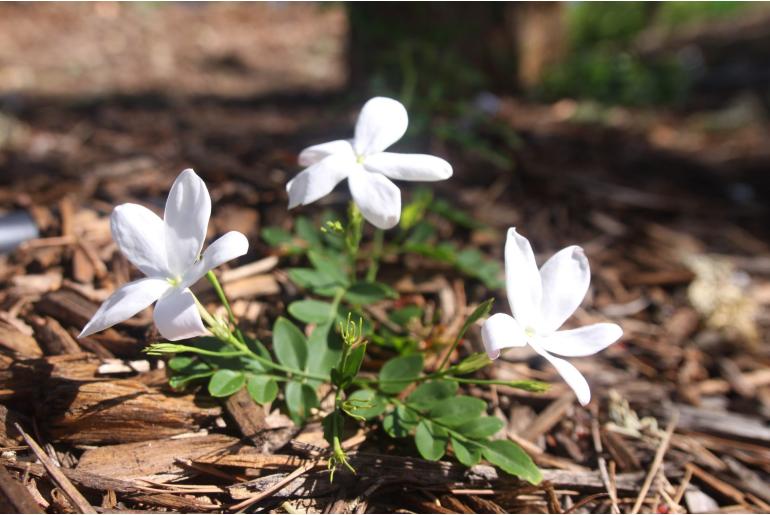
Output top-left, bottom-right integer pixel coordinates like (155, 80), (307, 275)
(539, 245), (591, 333)
(538, 323), (622, 357)
(164, 169), (211, 276)
(505, 228), (542, 327)
(481, 313), (527, 359)
(363, 152), (452, 182)
(287, 153), (357, 209)
(298, 139), (355, 167)
(79, 278), (169, 338)
(110, 203), (168, 278)
(348, 171), (401, 229)
(153, 288), (207, 341)
(353, 97), (408, 156)
(531, 342), (591, 406)
(182, 231), (249, 289)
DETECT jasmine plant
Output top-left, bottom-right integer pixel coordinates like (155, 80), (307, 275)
(80, 97), (623, 486)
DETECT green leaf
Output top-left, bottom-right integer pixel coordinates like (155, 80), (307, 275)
(456, 249), (504, 289)
(406, 241), (457, 263)
(428, 396), (487, 427)
(389, 305), (423, 326)
(308, 250), (349, 286)
(295, 217), (322, 248)
(169, 371), (214, 389)
(288, 300), (335, 324)
(451, 436), (482, 467)
(244, 336), (272, 362)
(168, 356), (210, 374)
(168, 356), (195, 371)
(261, 226), (294, 247)
(459, 299), (494, 341)
(272, 317), (308, 370)
(455, 416), (505, 439)
(306, 322), (343, 383)
(287, 268), (335, 290)
(447, 353), (492, 376)
(378, 354), (424, 394)
(246, 375), (278, 404)
(344, 281), (398, 305)
(506, 380), (550, 393)
(430, 199), (482, 229)
(400, 187), (433, 231)
(383, 405), (419, 438)
(403, 221), (436, 246)
(285, 381), (318, 422)
(341, 344), (366, 381)
(208, 370), (245, 397)
(345, 389), (387, 419)
(480, 440), (542, 484)
(441, 299), (495, 361)
(415, 420), (448, 461)
(406, 380), (458, 409)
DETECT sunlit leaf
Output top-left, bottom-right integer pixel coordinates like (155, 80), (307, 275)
(272, 317), (308, 370)
(246, 375), (278, 404)
(208, 370), (245, 397)
(480, 440), (541, 484)
(415, 420), (448, 461)
(379, 354), (423, 394)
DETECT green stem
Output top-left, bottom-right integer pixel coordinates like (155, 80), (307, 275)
(366, 228), (384, 282)
(330, 287), (345, 316)
(345, 201), (363, 282)
(147, 344), (247, 358)
(223, 330), (328, 382)
(437, 337), (461, 373)
(193, 296), (328, 383)
(206, 270), (245, 343)
(395, 399), (473, 444)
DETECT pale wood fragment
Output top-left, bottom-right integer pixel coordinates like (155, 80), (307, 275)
(76, 435), (241, 482)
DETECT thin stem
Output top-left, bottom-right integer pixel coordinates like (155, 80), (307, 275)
(193, 294), (218, 327)
(395, 399), (473, 444)
(207, 270), (235, 324)
(366, 228), (384, 282)
(330, 287), (345, 315)
(206, 270), (245, 344)
(221, 330), (329, 382)
(147, 344), (247, 358)
(345, 201), (363, 282)
(192, 295), (328, 382)
(448, 377), (544, 388)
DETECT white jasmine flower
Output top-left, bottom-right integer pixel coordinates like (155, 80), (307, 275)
(482, 228), (622, 405)
(287, 96), (453, 229)
(79, 169), (249, 341)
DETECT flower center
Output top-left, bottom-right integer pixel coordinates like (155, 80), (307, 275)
(355, 154), (366, 165)
(166, 275), (182, 287)
(524, 326), (536, 338)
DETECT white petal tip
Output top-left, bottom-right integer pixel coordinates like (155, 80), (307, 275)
(228, 231), (250, 257)
(368, 214), (400, 230)
(437, 159), (453, 179)
(508, 227), (523, 239)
